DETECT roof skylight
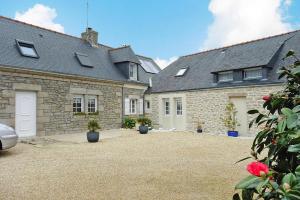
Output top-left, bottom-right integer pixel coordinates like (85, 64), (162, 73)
(16, 39), (39, 58)
(175, 68), (188, 76)
(139, 59), (159, 74)
(75, 52), (93, 68)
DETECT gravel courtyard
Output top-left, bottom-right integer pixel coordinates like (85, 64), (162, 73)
(0, 130), (252, 200)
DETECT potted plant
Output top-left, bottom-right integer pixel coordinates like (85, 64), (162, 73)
(197, 120), (204, 133)
(87, 119), (101, 142)
(222, 102), (239, 137)
(137, 117), (152, 134)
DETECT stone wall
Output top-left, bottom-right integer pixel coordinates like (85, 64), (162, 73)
(0, 68), (124, 136)
(148, 84), (282, 135)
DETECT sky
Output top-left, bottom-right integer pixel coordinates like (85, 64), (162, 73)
(0, 0), (300, 69)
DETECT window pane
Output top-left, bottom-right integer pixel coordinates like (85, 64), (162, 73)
(73, 97), (83, 113)
(163, 99), (170, 115)
(218, 72), (233, 82)
(244, 68), (262, 79)
(176, 98), (182, 115)
(176, 68), (187, 76)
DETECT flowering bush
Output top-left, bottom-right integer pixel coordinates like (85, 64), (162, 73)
(233, 50), (300, 200)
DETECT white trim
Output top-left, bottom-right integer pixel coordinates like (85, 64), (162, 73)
(73, 95), (84, 113)
(87, 96), (97, 113)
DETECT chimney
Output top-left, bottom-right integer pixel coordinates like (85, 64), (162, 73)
(81, 27), (98, 47)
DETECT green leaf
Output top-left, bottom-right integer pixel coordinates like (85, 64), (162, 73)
(235, 175), (262, 189)
(285, 190), (300, 200)
(249, 119), (255, 128)
(286, 50), (295, 58)
(256, 178), (269, 194)
(235, 157), (252, 164)
(256, 114), (266, 123)
(295, 165), (300, 177)
(292, 105), (300, 113)
(291, 66), (300, 75)
(232, 193), (241, 200)
(278, 119), (287, 132)
(287, 114), (299, 129)
(248, 109), (259, 114)
(288, 144), (300, 153)
(282, 108), (294, 116)
(282, 173), (297, 186)
(295, 60), (300, 66)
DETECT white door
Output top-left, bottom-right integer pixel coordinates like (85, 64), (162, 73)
(15, 91), (36, 137)
(230, 97), (248, 136)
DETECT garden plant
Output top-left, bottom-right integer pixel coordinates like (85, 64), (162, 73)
(233, 51), (300, 200)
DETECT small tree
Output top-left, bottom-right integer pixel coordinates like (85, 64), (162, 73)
(222, 102), (239, 131)
(233, 50), (300, 200)
(87, 120), (101, 132)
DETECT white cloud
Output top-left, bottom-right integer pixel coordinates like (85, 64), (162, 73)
(15, 4), (64, 33)
(202, 0), (293, 50)
(155, 57), (178, 69)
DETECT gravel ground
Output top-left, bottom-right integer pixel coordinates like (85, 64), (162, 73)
(0, 131), (252, 200)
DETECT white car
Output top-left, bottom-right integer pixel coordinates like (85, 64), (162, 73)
(0, 123), (18, 150)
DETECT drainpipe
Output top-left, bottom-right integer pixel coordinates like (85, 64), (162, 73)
(121, 86), (124, 127)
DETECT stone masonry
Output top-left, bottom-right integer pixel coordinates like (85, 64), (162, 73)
(147, 84), (282, 135)
(0, 68), (126, 136)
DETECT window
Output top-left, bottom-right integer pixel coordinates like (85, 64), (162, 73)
(16, 40), (39, 58)
(176, 68), (188, 76)
(146, 101), (150, 109)
(75, 52), (93, 68)
(175, 98), (182, 115)
(163, 98), (170, 115)
(73, 96), (84, 113)
(129, 64), (138, 80)
(244, 68), (263, 80)
(129, 99), (137, 114)
(218, 71), (233, 82)
(87, 96), (97, 113)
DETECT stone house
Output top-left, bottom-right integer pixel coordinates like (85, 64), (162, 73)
(146, 30), (300, 136)
(0, 16), (160, 137)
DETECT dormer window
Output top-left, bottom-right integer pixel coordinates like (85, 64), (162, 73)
(129, 63), (138, 81)
(218, 71), (233, 82)
(16, 39), (39, 58)
(75, 52), (93, 68)
(176, 68), (188, 77)
(243, 67), (263, 80)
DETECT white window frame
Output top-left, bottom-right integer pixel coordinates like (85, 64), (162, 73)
(218, 71), (233, 82)
(129, 99), (137, 114)
(163, 98), (170, 116)
(243, 67), (263, 80)
(87, 96), (97, 113)
(73, 95), (84, 113)
(129, 64), (138, 80)
(176, 68), (187, 76)
(175, 98), (183, 116)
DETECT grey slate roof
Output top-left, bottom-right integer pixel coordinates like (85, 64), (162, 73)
(0, 16), (157, 85)
(137, 55), (161, 83)
(151, 30), (300, 93)
(109, 46), (141, 64)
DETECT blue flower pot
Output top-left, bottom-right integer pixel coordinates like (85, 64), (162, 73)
(227, 131), (239, 137)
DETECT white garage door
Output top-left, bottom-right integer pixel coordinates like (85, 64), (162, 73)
(15, 91), (36, 137)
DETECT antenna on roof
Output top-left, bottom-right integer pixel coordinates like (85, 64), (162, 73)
(86, 0), (89, 28)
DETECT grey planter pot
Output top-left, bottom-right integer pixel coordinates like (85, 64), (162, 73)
(87, 131), (99, 142)
(139, 125), (149, 134)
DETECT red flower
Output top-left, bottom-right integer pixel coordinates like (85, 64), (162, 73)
(263, 96), (271, 101)
(247, 162), (269, 177)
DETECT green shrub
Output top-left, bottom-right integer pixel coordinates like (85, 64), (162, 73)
(87, 120), (101, 132)
(222, 102), (239, 131)
(233, 50), (300, 200)
(137, 117), (152, 126)
(123, 117), (136, 129)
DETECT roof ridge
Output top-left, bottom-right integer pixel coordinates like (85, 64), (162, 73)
(182, 29), (300, 58)
(136, 54), (153, 60)
(0, 15), (114, 49)
(108, 45), (131, 51)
